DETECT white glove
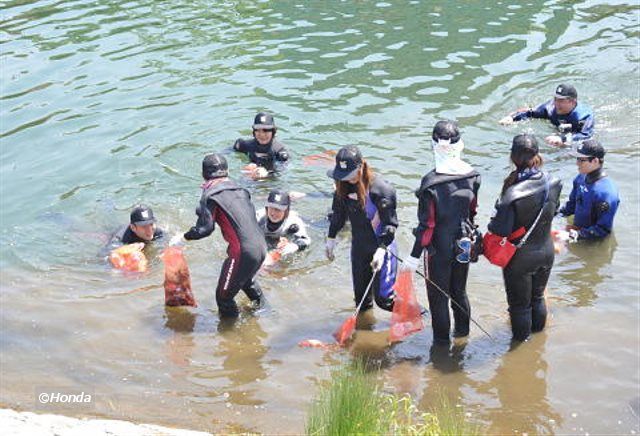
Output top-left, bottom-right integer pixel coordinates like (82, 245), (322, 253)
(555, 229), (579, 243)
(280, 242), (299, 256)
(169, 233), (186, 247)
(402, 255), (420, 272)
(499, 115), (514, 126)
(325, 238), (337, 260)
(254, 167), (269, 179)
(568, 228), (579, 242)
(370, 247), (387, 272)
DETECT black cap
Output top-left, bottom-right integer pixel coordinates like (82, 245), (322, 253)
(252, 112), (276, 130)
(569, 139), (605, 159)
(327, 146), (363, 181)
(511, 134), (539, 157)
(432, 120), (461, 144)
(202, 153), (228, 180)
(265, 189), (290, 210)
(554, 83), (578, 100)
(130, 205), (156, 226)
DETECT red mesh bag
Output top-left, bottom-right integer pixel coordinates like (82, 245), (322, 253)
(161, 247), (196, 307)
(389, 269), (424, 343)
(333, 315), (356, 346)
(109, 243), (148, 272)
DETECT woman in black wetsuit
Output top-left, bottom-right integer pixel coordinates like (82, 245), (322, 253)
(325, 146), (398, 312)
(404, 120), (481, 345)
(182, 153), (267, 317)
(488, 134), (562, 342)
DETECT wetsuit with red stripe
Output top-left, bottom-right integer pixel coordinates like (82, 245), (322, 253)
(411, 170), (480, 344)
(184, 178), (267, 316)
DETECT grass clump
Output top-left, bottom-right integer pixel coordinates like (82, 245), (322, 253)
(306, 361), (480, 436)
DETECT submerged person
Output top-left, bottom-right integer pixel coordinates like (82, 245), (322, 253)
(325, 145), (398, 312)
(557, 139), (620, 241)
(402, 120), (481, 345)
(179, 153), (267, 317)
(108, 204), (164, 247)
(233, 112), (289, 178)
(487, 134), (562, 342)
(499, 83), (594, 147)
(256, 189), (310, 256)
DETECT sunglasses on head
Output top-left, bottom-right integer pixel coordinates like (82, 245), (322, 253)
(576, 157), (593, 163)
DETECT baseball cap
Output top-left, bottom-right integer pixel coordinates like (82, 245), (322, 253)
(130, 205), (156, 226)
(265, 189), (290, 210)
(202, 153), (228, 179)
(569, 139), (605, 159)
(252, 112), (276, 130)
(511, 134), (539, 157)
(327, 146), (363, 181)
(554, 83), (578, 100)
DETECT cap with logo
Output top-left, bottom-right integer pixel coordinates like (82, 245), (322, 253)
(569, 139), (605, 159)
(252, 112), (276, 130)
(327, 145), (363, 181)
(130, 205), (156, 226)
(265, 189), (291, 210)
(202, 153), (229, 180)
(554, 83), (578, 100)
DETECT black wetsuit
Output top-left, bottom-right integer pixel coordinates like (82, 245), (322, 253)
(328, 176), (398, 312)
(233, 138), (289, 171)
(411, 170), (481, 344)
(488, 171), (562, 341)
(108, 225), (164, 247)
(184, 179), (267, 317)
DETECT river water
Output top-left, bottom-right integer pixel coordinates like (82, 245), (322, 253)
(1, 0), (639, 434)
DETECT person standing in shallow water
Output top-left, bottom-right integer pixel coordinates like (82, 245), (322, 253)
(233, 112), (289, 178)
(488, 134), (562, 342)
(325, 145), (398, 313)
(402, 120), (481, 345)
(179, 153), (267, 317)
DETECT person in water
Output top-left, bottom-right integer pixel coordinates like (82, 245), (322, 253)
(403, 120), (481, 344)
(108, 204), (164, 247)
(557, 139), (620, 241)
(233, 112), (289, 177)
(256, 189), (310, 256)
(488, 134), (562, 342)
(499, 83), (594, 147)
(325, 145), (398, 312)
(181, 153), (267, 317)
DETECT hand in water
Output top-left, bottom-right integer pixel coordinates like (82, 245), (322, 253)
(499, 115), (514, 126)
(280, 242), (299, 256)
(545, 135), (564, 147)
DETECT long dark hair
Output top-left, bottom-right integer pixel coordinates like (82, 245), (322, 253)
(501, 134), (544, 195)
(335, 160), (374, 209)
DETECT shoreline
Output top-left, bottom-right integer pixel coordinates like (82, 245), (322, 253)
(0, 408), (212, 436)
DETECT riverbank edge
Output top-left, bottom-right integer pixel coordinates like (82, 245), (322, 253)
(0, 408), (212, 436)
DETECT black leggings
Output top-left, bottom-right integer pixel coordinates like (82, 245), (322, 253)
(425, 255), (470, 344)
(216, 252), (264, 317)
(503, 247), (554, 341)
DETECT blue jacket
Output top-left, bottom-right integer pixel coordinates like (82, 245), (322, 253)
(559, 169), (619, 239)
(512, 100), (594, 142)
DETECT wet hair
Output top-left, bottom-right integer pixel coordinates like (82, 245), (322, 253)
(335, 160), (374, 209)
(432, 120), (461, 143)
(501, 134), (544, 195)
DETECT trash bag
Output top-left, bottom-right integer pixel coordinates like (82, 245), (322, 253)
(389, 269), (424, 343)
(161, 247), (196, 307)
(333, 315), (356, 346)
(109, 243), (148, 272)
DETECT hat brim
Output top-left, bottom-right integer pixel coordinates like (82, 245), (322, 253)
(554, 93), (576, 100)
(327, 166), (360, 181)
(132, 219), (155, 226)
(265, 202), (289, 211)
(252, 124), (275, 130)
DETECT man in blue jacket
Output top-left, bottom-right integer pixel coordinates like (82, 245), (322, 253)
(558, 139), (619, 240)
(499, 83), (594, 147)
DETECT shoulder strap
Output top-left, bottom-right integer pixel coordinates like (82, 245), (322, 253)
(516, 174), (550, 248)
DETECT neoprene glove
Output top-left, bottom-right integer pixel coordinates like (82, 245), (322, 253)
(325, 238), (337, 260)
(370, 247), (387, 272)
(403, 255), (420, 272)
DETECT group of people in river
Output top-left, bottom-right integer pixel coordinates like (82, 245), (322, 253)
(109, 82), (620, 345)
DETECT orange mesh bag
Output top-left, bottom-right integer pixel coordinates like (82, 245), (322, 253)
(109, 243), (148, 272)
(389, 269), (424, 343)
(161, 247), (196, 307)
